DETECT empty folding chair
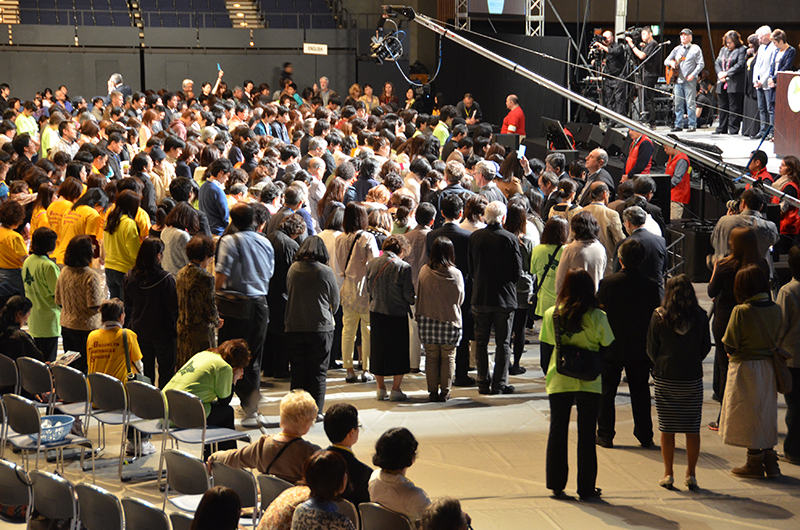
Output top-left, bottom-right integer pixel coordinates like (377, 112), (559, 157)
(3, 394), (96, 482)
(29, 470), (80, 530)
(211, 461), (260, 526)
(169, 511), (194, 530)
(336, 498), (359, 530)
(0, 459), (31, 525)
(76, 483), (123, 530)
(0, 353), (19, 394)
(165, 389), (251, 458)
(122, 497), (171, 530)
(52, 364), (91, 436)
(358, 502), (414, 530)
(257, 474), (293, 513)
(124, 380), (172, 483)
(17, 357), (60, 413)
(86, 372), (129, 476)
(162, 448), (211, 512)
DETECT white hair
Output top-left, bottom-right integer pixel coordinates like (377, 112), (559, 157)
(475, 160), (496, 181)
(484, 201), (507, 225)
(182, 79), (194, 89)
(756, 25), (772, 37)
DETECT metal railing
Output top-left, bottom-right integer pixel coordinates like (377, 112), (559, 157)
(665, 227), (686, 277)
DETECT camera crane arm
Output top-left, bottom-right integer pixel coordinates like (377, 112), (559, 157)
(379, 5), (800, 209)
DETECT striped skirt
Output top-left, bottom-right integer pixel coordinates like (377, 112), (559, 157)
(653, 377), (704, 433)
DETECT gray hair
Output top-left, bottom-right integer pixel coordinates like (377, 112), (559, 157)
(303, 118), (316, 134)
(484, 201), (507, 225)
(594, 148), (608, 167)
(623, 205), (647, 227)
(109, 73), (123, 86)
(308, 157), (326, 173)
(545, 152), (566, 172)
(475, 160), (496, 181)
(756, 25), (772, 37)
(182, 79), (193, 89)
(540, 170), (558, 187)
(308, 136), (328, 152)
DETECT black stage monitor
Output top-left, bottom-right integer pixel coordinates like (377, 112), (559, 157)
(541, 117), (573, 150)
(494, 133), (520, 153)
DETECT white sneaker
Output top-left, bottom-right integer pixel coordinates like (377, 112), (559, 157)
(241, 413), (267, 429)
(140, 441), (156, 455)
(390, 390), (408, 402)
(376, 388), (388, 401)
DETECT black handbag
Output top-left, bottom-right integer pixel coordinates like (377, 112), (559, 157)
(123, 329), (152, 384)
(554, 310), (602, 381)
(214, 233), (255, 320)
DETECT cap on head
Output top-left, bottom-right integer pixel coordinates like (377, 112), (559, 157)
(680, 28), (692, 36)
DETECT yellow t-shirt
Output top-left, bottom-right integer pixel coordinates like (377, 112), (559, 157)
(0, 226), (27, 269)
(87, 326), (143, 383)
(46, 198), (74, 243)
(53, 205), (102, 265)
(31, 205), (50, 234)
(104, 215), (141, 274)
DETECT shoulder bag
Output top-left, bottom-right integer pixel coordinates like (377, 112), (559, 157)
(215, 233), (255, 320)
(123, 329), (152, 384)
(553, 309), (602, 381)
(750, 305), (793, 395)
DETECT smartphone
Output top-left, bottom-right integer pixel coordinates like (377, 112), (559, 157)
(517, 145), (526, 159)
(217, 63), (221, 71)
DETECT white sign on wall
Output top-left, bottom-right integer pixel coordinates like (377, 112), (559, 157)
(303, 43), (328, 56)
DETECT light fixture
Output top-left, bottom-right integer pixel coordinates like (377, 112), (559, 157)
(237, 13), (244, 17)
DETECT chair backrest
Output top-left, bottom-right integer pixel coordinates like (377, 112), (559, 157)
(17, 356), (53, 396)
(257, 474), (294, 511)
(358, 502), (414, 530)
(165, 389), (207, 430)
(75, 483), (124, 530)
(0, 353), (18, 390)
(52, 364), (90, 404)
(169, 512), (194, 530)
(87, 372), (127, 412)
(163, 449), (211, 495)
(3, 393), (42, 436)
(127, 380), (167, 421)
(0, 459), (30, 507)
(30, 470), (78, 522)
(211, 461), (258, 509)
(336, 498), (360, 530)
(122, 497), (171, 530)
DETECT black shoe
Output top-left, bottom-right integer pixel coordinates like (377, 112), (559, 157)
(551, 489), (568, 499)
(509, 366), (527, 375)
(640, 439), (655, 448)
(478, 386), (492, 395)
(670, 127), (683, 132)
(686, 127), (696, 132)
(453, 376), (476, 387)
(750, 133), (763, 139)
(596, 436), (614, 448)
(712, 129), (725, 135)
(579, 487), (603, 501)
(490, 385), (515, 395)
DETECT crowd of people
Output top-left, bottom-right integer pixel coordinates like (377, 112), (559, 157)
(0, 54), (798, 525)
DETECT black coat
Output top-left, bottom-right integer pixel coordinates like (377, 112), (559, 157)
(715, 46), (747, 94)
(614, 227), (667, 296)
(597, 269), (661, 361)
(468, 223), (522, 310)
(427, 221), (473, 305)
(327, 445), (372, 506)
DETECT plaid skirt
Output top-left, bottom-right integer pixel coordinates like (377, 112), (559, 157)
(417, 315), (462, 346)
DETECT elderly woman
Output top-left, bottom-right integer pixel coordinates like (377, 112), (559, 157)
(554, 211), (606, 294)
(720, 264), (783, 479)
(369, 428), (431, 526)
(366, 235), (415, 402)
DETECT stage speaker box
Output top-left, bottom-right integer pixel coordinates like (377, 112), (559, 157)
(652, 143), (668, 168)
(673, 222), (714, 283)
(520, 139), (579, 167)
(602, 128), (627, 157)
(493, 134), (520, 153)
(575, 124), (604, 150)
(648, 174), (672, 223)
(565, 122), (585, 139)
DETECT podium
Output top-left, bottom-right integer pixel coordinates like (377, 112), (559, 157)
(774, 71), (800, 157)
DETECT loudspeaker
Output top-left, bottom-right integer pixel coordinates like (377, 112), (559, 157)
(648, 174), (672, 223)
(565, 122), (585, 139)
(575, 124), (604, 150)
(520, 139), (579, 167)
(652, 143), (668, 168)
(493, 134), (520, 153)
(602, 128), (627, 157)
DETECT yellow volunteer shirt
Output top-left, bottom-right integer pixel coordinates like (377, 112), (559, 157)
(46, 198), (74, 244)
(87, 326), (143, 383)
(53, 205), (102, 264)
(31, 205), (50, 234)
(0, 226), (27, 269)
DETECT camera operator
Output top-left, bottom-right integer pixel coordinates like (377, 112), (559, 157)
(594, 30), (628, 118)
(626, 26), (661, 128)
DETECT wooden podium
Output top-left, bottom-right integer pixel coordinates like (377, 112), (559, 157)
(774, 71), (800, 157)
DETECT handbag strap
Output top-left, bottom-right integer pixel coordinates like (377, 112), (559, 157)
(343, 230), (363, 274)
(536, 246), (560, 292)
(122, 329), (133, 377)
(265, 437), (301, 475)
(370, 257), (397, 294)
(553, 308), (563, 355)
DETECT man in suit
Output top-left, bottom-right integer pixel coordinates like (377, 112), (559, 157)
(615, 205), (666, 298)
(578, 148), (616, 206)
(468, 201), (522, 395)
(614, 175), (667, 237)
(427, 195), (475, 386)
(107, 73), (132, 101)
(323, 403), (373, 506)
(596, 239), (661, 448)
(540, 171), (560, 219)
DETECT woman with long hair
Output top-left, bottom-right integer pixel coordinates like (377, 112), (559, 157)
(46, 176), (83, 249)
(334, 202), (379, 383)
(707, 226), (768, 429)
(714, 30), (747, 135)
(379, 82), (399, 107)
(417, 236), (465, 401)
(647, 274), (711, 490)
(104, 190), (141, 301)
(123, 237), (178, 387)
(771, 155), (800, 252)
(30, 182), (56, 233)
(555, 211), (606, 293)
(317, 176), (347, 229)
(0, 295), (42, 362)
(139, 109), (158, 149)
(548, 178), (582, 225)
(504, 203), (536, 375)
(540, 268), (614, 499)
(0, 200), (28, 307)
(191, 486), (242, 530)
(161, 202), (200, 276)
(720, 264), (783, 479)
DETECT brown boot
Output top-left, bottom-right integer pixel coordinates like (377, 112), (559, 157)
(763, 449), (781, 478)
(732, 450), (765, 478)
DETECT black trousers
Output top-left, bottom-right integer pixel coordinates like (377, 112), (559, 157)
(596, 354), (653, 444)
(642, 76), (658, 125)
(547, 391), (600, 495)
(61, 327), (90, 373)
(139, 337), (176, 389)
(603, 77), (627, 117)
(784, 368), (800, 459)
(511, 307), (528, 367)
(287, 331), (333, 413)
(540, 342), (554, 377)
(205, 399), (237, 458)
(34, 337), (59, 363)
(473, 309), (513, 391)
(218, 296), (269, 415)
(717, 91), (744, 134)
(263, 299), (288, 376)
(455, 303), (473, 380)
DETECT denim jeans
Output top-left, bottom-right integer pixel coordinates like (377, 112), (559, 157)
(674, 81), (697, 128)
(756, 87), (771, 135)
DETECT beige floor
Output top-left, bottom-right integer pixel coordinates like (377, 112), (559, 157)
(4, 284), (800, 530)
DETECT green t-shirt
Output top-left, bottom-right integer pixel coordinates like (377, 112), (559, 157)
(163, 350), (233, 416)
(540, 305), (615, 394)
(21, 254), (61, 338)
